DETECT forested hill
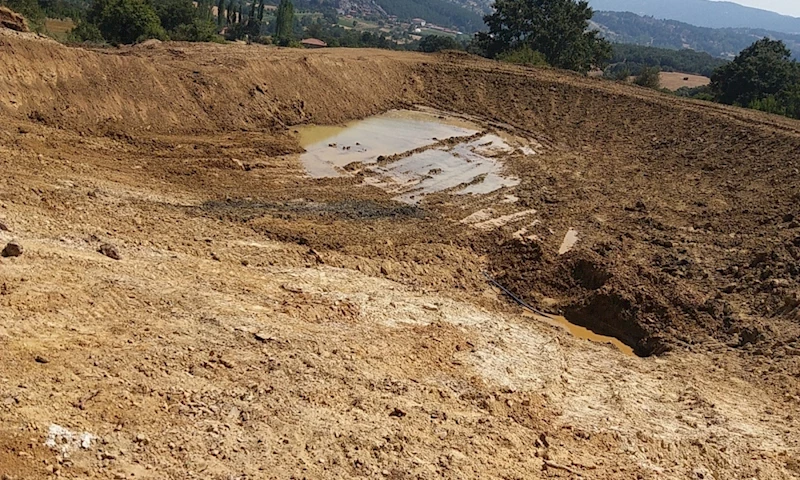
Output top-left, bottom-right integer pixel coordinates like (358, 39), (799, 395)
(373, 0), (483, 32)
(588, 0), (800, 34)
(592, 11), (800, 59)
(609, 44), (728, 77)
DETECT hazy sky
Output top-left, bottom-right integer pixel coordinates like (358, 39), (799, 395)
(717, 0), (800, 17)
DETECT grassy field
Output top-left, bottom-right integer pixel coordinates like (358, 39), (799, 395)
(659, 71), (711, 90)
(44, 18), (74, 41)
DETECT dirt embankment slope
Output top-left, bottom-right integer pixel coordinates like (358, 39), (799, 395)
(0, 33), (423, 135)
(0, 31), (799, 479)
(0, 7), (27, 33)
(414, 56), (800, 356)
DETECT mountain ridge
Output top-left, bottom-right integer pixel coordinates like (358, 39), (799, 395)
(588, 0), (800, 34)
(591, 10), (800, 60)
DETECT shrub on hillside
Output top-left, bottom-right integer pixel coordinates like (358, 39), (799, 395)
(152, 0), (197, 32)
(496, 45), (548, 67)
(68, 21), (105, 43)
(418, 35), (462, 53)
(675, 85), (714, 101)
(88, 0), (166, 44)
(603, 64), (632, 81)
(634, 66), (661, 89)
(171, 18), (218, 42)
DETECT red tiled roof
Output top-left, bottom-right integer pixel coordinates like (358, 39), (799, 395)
(300, 38), (327, 47)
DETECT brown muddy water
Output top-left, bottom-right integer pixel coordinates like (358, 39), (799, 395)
(524, 312), (635, 357)
(295, 109), (522, 202)
(297, 109), (480, 177)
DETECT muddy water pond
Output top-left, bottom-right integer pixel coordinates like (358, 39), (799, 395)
(297, 109), (481, 178)
(295, 109), (521, 202)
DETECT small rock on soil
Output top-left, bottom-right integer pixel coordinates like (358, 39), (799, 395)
(98, 243), (121, 260)
(2, 241), (22, 257)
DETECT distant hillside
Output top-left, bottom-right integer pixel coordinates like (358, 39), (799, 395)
(609, 44), (728, 77)
(372, 0), (484, 32)
(588, 0), (800, 34)
(592, 11), (800, 59)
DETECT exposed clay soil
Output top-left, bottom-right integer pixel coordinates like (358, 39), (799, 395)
(0, 7), (27, 33)
(0, 30), (799, 479)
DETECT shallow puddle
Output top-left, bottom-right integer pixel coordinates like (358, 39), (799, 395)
(296, 109), (480, 178)
(295, 110), (524, 203)
(524, 311), (635, 356)
(369, 134), (520, 203)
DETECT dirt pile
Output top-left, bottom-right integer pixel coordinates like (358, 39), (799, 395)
(0, 33), (420, 135)
(0, 6), (28, 32)
(0, 32), (799, 479)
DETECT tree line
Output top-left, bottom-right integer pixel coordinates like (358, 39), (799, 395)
(373, 0), (484, 33)
(606, 44), (728, 78)
(0, 0), (300, 44)
(70, 0), (292, 44)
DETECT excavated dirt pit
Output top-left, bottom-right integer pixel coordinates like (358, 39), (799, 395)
(1, 33), (799, 479)
(296, 109), (633, 352)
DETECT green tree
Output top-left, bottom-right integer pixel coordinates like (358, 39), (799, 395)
(634, 66), (661, 89)
(151, 0), (196, 32)
(172, 17), (218, 41)
(87, 0), (166, 44)
(275, 0), (293, 44)
(418, 35), (462, 53)
(68, 21), (105, 42)
(710, 38), (800, 107)
(475, 0), (611, 73)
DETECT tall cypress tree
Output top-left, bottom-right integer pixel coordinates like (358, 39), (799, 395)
(217, 0), (224, 27)
(275, 0), (294, 43)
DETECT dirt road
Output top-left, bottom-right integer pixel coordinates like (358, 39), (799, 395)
(0, 30), (798, 479)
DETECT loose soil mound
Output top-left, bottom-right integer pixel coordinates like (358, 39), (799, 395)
(0, 35), (421, 134)
(0, 6), (28, 32)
